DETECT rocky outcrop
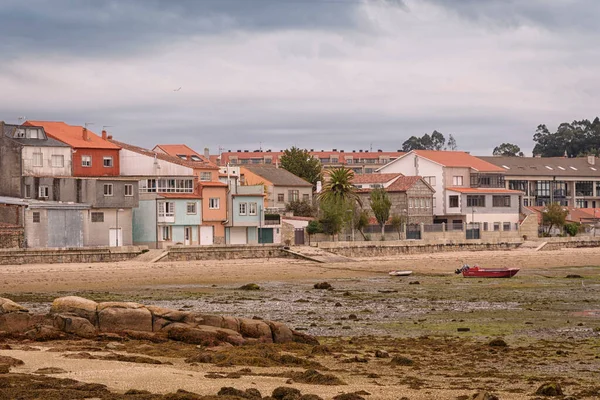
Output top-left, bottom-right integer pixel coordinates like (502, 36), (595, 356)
(0, 296), (317, 347)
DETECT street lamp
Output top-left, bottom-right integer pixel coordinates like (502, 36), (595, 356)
(116, 208), (125, 247)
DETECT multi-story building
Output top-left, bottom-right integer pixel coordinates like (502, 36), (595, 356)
(152, 144), (228, 244)
(240, 165), (313, 212)
(25, 121), (121, 177)
(352, 173), (435, 225)
(0, 122), (72, 198)
(480, 156), (600, 208)
(218, 149), (405, 174)
(226, 184), (266, 245)
(378, 150), (523, 229)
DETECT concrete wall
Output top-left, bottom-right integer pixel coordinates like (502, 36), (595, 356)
(519, 214), (538, 239)
(83, 179), (139, 209)
(162, 244), (298, 261)
(231, 195), (263, 227)
(0, 135), (23, 197)
(119, 148), (194, 176)
(21, 146), (72, 177)
(86, 208), (133, 247)
(0, 246), (145, 265)
(24, 207), (88, 248)
(133, 198), (157, 247)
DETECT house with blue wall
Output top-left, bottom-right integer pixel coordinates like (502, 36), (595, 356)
(225, 185), (265, 245)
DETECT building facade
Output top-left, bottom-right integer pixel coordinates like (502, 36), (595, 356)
(225, 185), (265, 245)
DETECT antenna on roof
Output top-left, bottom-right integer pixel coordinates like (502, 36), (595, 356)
(102, 125), (112, 130)
(17, 116), (26, 125)
(85, 122), (94, 129)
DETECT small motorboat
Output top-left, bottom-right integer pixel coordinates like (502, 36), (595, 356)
(455, 264), (519, 278)
(389, 270), (413, 276)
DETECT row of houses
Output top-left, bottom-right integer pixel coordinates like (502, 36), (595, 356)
(0, 121), (313, 249)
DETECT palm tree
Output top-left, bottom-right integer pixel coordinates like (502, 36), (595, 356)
(317, 166), (361, 207)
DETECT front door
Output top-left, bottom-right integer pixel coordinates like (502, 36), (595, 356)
(109, 228), (123, 247)
(184, 227), (192, 246)
(258, 228), (274, 244)
(200, 226), (214, 245)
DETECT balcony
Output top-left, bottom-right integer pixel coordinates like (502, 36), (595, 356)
(264, 214), (281, 226)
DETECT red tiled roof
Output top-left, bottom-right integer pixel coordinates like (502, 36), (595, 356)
(446, 187), (523, 194)
(219, 150), (405, 166)
(413, 150), (505, 172)
(355, 176), (425, 193)
(26, 121), (121, 150)
(351, 173), (403, 184)
(526, 206), (600, 224)
(200, 181), (227, 187)
(154, 144), (217, 167)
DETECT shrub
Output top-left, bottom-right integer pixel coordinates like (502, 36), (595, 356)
(564, 222), (579, 237)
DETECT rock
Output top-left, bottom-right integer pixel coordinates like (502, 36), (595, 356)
(24, 325), (65, 341)
(239, 318), (273, 342)
(409, 281), (420, 285)
(239, 283), (261, 291)
(566, 274), (583, 279)
(313, 282), (332, 290)
(245, 388), (262, 399)
(167, 324), (245, 346)
(124, 330), (168, 343)
(146, 306), (189, 322)
(0, 298), (29, 314)
(299, 395), (324, 400)
(390, 355), (414, 366)
(535, 382), (563, 396)
(267, 321), (294, 343)
(97, 303), (152, 333)
(53, 314), (97, 338)
(332, 394), (366, 400)
(473, 392), (500, 400)
(488, 338), (508, 347)
(272, 387), (302, 400)
(125, 389), (152, 395)
(0, 364), (10, 374)
(375, 350), (389, 358)
(0, 312), (32, 333)
(457, 327), (471, 332)
(50, 296), (98, 325)
(335, 302), (342, 307)
(292, 330), (320, 346)
(34, 367), (68, 375)
(0, 355), (24, 367)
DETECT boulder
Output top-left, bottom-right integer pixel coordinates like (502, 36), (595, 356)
(24, 325), (65, 341)
(50, 297), (98, 325)
(267, 321), (293, 343)
(166, 324), (245, 346)
(0, 298), (28, 314)
(239, 318), (273, 342)
(97, 303), (152, 333)
(272, 387), (302, 400)
(0, 312), (33, 333)
(473, 392), (499, 400)
(53, 314), (97, 338)
(146, 306), (189, 322)
(292, 330), (320, 346)
(535, 382), (563, 396)
(124, 330), (168, 343)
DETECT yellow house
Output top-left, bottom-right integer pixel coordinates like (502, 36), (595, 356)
(240, 165), (313, 210)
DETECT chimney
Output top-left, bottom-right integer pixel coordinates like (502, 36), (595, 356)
(588, 155), (595, 165)
(204, 147), (210, 158)
(101, 130), (107, 140)
(107, 135), (113, 140)
(82, 127), (89, 141)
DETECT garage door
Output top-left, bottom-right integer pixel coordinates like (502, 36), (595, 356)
(258, 228), (274, 244)
(47, 210), (84, 248)
(229, 227), (247, 245)
(200, 226), (213, 245)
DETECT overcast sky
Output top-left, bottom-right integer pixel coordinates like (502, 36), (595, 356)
(1, 0), (598, 156)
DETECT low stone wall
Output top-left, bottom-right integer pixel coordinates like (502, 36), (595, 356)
(316, 239), (522, 258)
(0, 246), (145, 265)
(0, 227), (23, 249)
(538, 237), (600, 251)
(162, 244), (296, 262)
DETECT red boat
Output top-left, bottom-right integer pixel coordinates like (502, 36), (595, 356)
(455, 265), (520, 278)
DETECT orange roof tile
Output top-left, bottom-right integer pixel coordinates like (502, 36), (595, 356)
(413, 150), (505, 172)
(352, 173), (403, 184)
(25, 121), (121, 150)
(446, 187), (523, 194)
(199, 181), (227, 187)
(154, 144), (217, 167)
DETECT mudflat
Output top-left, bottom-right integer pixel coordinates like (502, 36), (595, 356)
(0, 247), (599, 399)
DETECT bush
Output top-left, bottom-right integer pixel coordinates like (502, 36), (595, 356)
(285, 200), (317, 217)
(564, 222), (579, 237)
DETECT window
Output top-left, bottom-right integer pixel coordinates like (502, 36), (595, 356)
(139, 178), (194, 193)
(249, 202), (257, 215)
(91, 212), (104, 222)
(449, 195), (459, 208)
(103, 184), (113, 196)
(32, 212), (40, 223)
(425, 198), (431, 208)
(209, 198), (220, 209)
(239, 202), (247, 215)
(330, 157), (339, 163)
(81, 155), (92, 167)
(24, 185), (31, 198)
(302, 194), (310, 202)
(288, 190), (299, 202)
(187, 202), (197, 214)
(492, 195), (511, 207)
(124, 184), (133, 196)
(452, 176), (463, 186)
(576, 181), (593, 197)
(432, 197), (436, 208)
(200, 172), (212, 181)
(420, 198), (425, 208)
(370, 184), (383, 189)
(158, 202), (175, 217)
(51, 155), (64, 167)
(277, 193), (284, 202)
(32, 153), (43, 167)
(161, 226), (171, 241)
(494, 222), (500, 231)
(39, 186), (49, 198)
(466, 195), (485, 207)
(346, 158), (353, 164)
(483, 222), (489, 231)
(503, 222), (511, 231)
(265, 158), (272, 164)
(409, 198), (414, 208)
(535, 181), (551, 197)
(424, 176), (436, 186)
(103, 156), (113, 167)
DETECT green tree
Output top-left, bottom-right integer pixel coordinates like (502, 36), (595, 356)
(280, 146), (323, 190)
(447, 134), (457, 151)
(493, 143), (524, 157)
(402, 130), (447, 152)
(306, 220), (322, 245)
(532, 117), (600, 157)
(390, 213), (405, 240)
(285, 200), (317, 217)
(542, 203), (568, 235)
(317, 166), (361, 207)
(370, 188), (392, 238)
(354, 209), (370, 240)
(431, 130), (446, 150)
(318, 198), (347, 238)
